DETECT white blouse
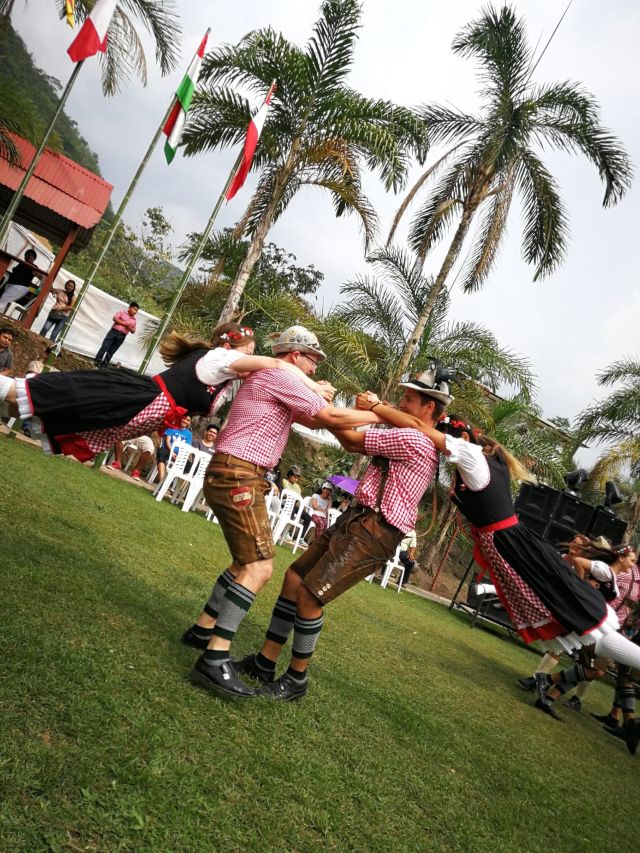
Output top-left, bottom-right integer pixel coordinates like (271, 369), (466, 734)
(195, 348), (244, 414)
(444, 434), (491, 492)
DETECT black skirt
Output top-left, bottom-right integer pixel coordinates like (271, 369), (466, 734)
(493, 524), (607, 636)
(27, 366), (160, 437)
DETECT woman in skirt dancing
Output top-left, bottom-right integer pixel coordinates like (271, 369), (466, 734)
(0, 322), (333, 461)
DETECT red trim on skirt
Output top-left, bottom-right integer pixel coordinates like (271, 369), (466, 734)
(152, 374), (188, 433)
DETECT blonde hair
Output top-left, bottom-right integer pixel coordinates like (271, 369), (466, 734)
(478, 435), (536, 484)
(158, 322), (254, 366)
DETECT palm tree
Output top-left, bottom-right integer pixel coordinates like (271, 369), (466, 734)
(387, 4), (632, 385)
(182, 0), (428, 323)
(576, 359), (640, 455)
(0, 79), (45, 165)
(325, 245), (536, 402)
(0, 0), (180, 95)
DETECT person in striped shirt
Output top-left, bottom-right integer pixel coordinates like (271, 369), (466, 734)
(184, 326), (385, 700)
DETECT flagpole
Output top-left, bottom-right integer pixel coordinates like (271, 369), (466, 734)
(138, 149), (244, 374)
(49, 98), (179, 360)
(0, 61), (85, 247)
(48, 29), (212, 366)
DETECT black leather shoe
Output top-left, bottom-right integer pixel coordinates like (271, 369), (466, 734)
(517, 676), (536, 692)
(534, 697), (563, 721)
(604, 723), (624, 741)
(234, 653), (275, 684)
(564, 696), (582, 712)
(591, 712), (618, 728)
(624, 719), (640, 756)
(260, 672), (308, 702)
(180, 627), (210, 650)
(534, 672), (553, 704)
(190, 656), (256, 699)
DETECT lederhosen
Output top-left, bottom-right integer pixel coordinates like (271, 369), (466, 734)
(290, 456), (404, 604)
(453, 454), (608, 644)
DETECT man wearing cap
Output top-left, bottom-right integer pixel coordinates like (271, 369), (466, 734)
(182, 326), (384, 700)
(235, 369), (451, 700)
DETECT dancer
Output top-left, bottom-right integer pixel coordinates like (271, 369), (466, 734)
(184, 326), (388, 701)
(353, 399), (640, 715)
(539, 546), (640, 752)
(231, 370), (449, 701)
(0, 322), (333, 462)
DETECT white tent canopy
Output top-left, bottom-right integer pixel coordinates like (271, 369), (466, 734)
(2, 222), (165, 374)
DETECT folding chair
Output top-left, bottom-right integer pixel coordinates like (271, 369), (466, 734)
(180, 450), (212, 513)
(380, 545), (405, 592)
(153, 440), (193, 502)
(272, 489), (305, 545)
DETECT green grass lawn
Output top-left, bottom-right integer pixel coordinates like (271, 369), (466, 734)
(1, 438), (637, 852)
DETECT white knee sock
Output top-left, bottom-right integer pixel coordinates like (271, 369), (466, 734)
(0, 374), (14, 402)
(575, 680), (592, 699)
(535, 652), (560, 675)
(595, 632), (640, 670)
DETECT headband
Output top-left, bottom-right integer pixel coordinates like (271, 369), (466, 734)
(220, 326), (254, 342)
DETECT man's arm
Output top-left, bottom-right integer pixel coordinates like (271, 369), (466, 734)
(307, 406), (381, 430)
(327, 428), (368, 454)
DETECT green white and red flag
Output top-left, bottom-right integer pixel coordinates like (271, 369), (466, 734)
(226, 82), (276, 200)
(67, 0), (117, 62)
(163, 30), (210, 164)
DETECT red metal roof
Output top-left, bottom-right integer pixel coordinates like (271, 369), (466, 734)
(0, 133), (112, 231)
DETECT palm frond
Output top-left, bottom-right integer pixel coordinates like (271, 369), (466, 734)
(459, 171), (514, 292)
(452, 5), (531, 99)
(306, 0), (360, 103)
(516, 147), (568, 280)
(597, 359), (640, 387)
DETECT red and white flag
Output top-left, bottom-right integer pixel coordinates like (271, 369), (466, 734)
(67, 0), (118, 62)
(226, 82), (276, 201)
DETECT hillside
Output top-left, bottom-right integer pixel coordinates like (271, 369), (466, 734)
(0, 18), (104, 179)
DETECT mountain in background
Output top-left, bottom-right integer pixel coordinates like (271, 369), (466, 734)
(0, 19), (104, 179)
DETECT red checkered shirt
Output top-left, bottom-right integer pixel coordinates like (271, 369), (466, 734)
(215, 368), (327, 468)
(611, 564), (640, 626)
(355, 427), (438, 533)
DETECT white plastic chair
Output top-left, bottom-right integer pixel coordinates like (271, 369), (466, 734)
(328, 507), (341, 528)
(380, 545), (405, 592)
(153, 440), (193, 502)
(272, 489), (304, 545)
(180, 450), (212, 512)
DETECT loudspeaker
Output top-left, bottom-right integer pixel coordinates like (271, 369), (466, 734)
(587, 508), (627, 544)
(552, 493), (594, 535)
(515, 483), (560, 535)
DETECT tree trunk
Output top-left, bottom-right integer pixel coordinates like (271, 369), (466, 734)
(206, 203), (255, 290)
(419, 502), (458, 575)
(382, 175), (492, 398)
(218, 143), (300, 323)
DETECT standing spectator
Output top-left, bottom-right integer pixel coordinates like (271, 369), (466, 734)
(154, 413), (192, 482)
(308, 482), (333, 538)
(94, 301), (139, 368)
(0, 249), (44, 313)
(0, 326), (15, 376)
(193, 424), (218, 457)
(40, 280), (77, 342)
(398, 529), (417, 588)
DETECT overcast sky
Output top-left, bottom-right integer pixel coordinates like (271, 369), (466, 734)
(11, 1), (640, 466)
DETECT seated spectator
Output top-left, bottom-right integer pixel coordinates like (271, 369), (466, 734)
(156, 413), (192, 482)
(0, 326), (15, 376)
(0, 248), (44, 313)
(398, 529), (417, 588)
(335, 493), (351, 513)
(282, 465), (302, 495)
(40, 280), (77, 343)
(309, 481), (333, 538)
(108, 435), (155, 480)
(193, 423), (218, 457)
